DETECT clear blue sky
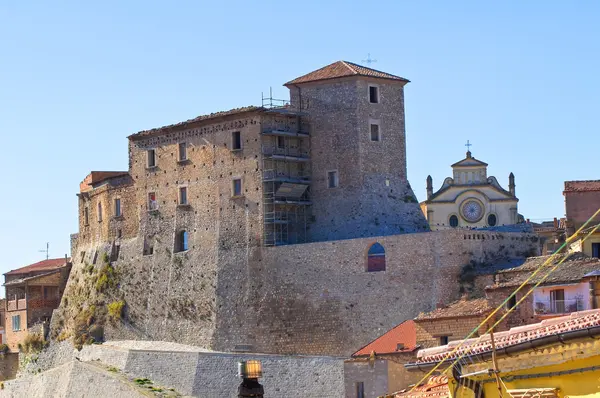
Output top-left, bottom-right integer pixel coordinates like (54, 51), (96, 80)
(1, 1), (599, 275)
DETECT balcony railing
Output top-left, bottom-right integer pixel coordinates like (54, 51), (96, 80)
(534, 299), (584, 315)
(7, 298), (27, 311)
(262, 145), (310, 159)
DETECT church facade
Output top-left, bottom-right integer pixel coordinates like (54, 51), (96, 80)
(420, 150), (518, 230)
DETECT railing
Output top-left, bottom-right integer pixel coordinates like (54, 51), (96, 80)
(534, 299), (584, 315)
(28, 298), (60, 309)
(262, 145), (310, 158)
(7, 298), (27, 311)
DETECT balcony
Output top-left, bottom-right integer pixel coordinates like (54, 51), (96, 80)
(7, 298), (27, 311)
(534, 299), (584, 315)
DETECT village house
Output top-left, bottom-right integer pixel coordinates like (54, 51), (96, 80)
(485, 253), (600, 329)
(403, 309), (600, 398)
(3, 257), (71, 352)
(527, 217), (566, 256)
(345, 320), (422, 398)
(563, 180), (600, 258)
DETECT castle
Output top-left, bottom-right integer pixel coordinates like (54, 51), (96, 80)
(60, 61), (538, 356)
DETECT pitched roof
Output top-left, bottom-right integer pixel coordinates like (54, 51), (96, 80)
(450, 151), (488, 168)
(3, 270), (62, 287)
(416, 298), (492, 321)
(487, 253), (600, 289)
(394, 376), (449, 398)
(352, 320), (417, 357)
(285, 61), (409, 86)
(564, 180), (600, 193)
(129, 106), (264, 139)
(414, 309), (600, 365)
(5, 258), (70, 276)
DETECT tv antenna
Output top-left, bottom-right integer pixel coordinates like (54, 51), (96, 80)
(38, 242), (49, 260)
(362, 53), (377, 65)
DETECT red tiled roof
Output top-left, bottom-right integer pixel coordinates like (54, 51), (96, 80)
(395, 376), (449, 398)
(130, 106), (264, 139)
(416, 298), (491, 321)
(564, 180), (600, 193)
(285, 61), (409, 86)
(415, 309), (600, 365)
(80, 171), (130, 192)
(5, 258), (70, 276)
(353, 320), (417, 356)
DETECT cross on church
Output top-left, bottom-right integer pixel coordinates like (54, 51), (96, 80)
(362, 53), (377, 65)
(465, 140), (472, 151)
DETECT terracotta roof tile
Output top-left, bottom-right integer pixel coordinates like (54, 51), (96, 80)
(285, 61), (409, 86)
(5, 258), (70, 276)
(488, 253), (600, 289)
(416, 298), (492, 321)
(564, 180), (600, 193)
(353, 320), (417, 356)
(415, 309), (600, 365)
(395, 375), (449, 398)
(129, 106), (264, 139)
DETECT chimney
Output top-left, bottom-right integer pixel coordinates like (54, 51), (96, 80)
(509, 172), (515, 196)
(553, 217), (558, 229)
(426, 175), (433, 200)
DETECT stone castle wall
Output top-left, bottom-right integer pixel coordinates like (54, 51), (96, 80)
(55, 229), (538, 357)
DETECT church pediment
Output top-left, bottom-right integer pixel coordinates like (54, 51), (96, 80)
(427, 182), (515, 203)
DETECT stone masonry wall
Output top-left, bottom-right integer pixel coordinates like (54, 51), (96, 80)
(54, 229), (537, 357)
(288, 78), (429, 243)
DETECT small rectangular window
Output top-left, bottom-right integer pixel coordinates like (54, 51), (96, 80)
(114, 198), (121, 217)
(356, 382), (365, 398)
(84, 207), (89, 226)
(232, 131), (242, 151)
(327, 171), (338, 188)
(370, 123), (380, 141)
(143, 236), (154, 256)
(97, 203), (103, 222)
(179, 187), (188, 205)
(277, 136), (285, 149)
(439, 335), (449, 345)
(147, 149), (156, 167)
(117, 229), (122, 239)
(12, 315), (20, 331)
(178, 142), (187, 161)
(506, 295), (517, 310)
(232, 178), (242, 197)
(148, 192), (158, 211)
(369, 85), (379, 103)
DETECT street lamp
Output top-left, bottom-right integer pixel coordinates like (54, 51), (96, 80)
(238, 360), (264, 397)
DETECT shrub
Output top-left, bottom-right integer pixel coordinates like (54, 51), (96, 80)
(107, 300), (125, 322)
(0, 344), (8, 354)
(95, 264), (117, 292)
(21, 333), (47, 354)
(101, 252), (110, 264)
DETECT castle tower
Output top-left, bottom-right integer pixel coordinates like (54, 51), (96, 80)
(285, 61), (428, 241)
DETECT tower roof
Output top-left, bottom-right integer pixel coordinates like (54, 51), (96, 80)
(284, 61), (409, 86)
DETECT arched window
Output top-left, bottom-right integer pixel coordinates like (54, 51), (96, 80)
(449, 215), (459, 228)
(367, 243), (386, 272)
(487, 214), (497, 226)
(175, 230), (188, 252)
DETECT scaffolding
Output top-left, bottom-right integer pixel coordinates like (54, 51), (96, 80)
(261, 93), (311, 246)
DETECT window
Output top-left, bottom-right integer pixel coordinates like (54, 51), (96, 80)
(232, 178), (242, 197)
(439, 335), (449, 345)
(179, 187), (188, 205)
(110, 243), (120, 263)
(356, 382), (365, 398)
(148, 192), (158, 211)
(592, 243), (600, 258)
(147, 149), (156, 168)
(370, 122), (380, 141)
(143, 236), (154, 256)
(178, 142), (187, 161)
(176, 230), (189, 252)
(114, 198), (121, 217)
(97, 203), (103, 222)
(277, 136), (285, 149)
(92, 250), (98, 264)
(84, 207), (89, 226)
(80, 251), (86, 262)
(487, 214), (497, 226)
(327, 171), (338, 188)
(449, 215), (459, 228)
(550, 289), (565, 313)
(367, 242), (386, 272)
(369, 85), (379, 103)
(232, 131), (242, 151)
(117, 229), (122, 239)
(506, 295), (517, 310)
(12, 315), (20, 332)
